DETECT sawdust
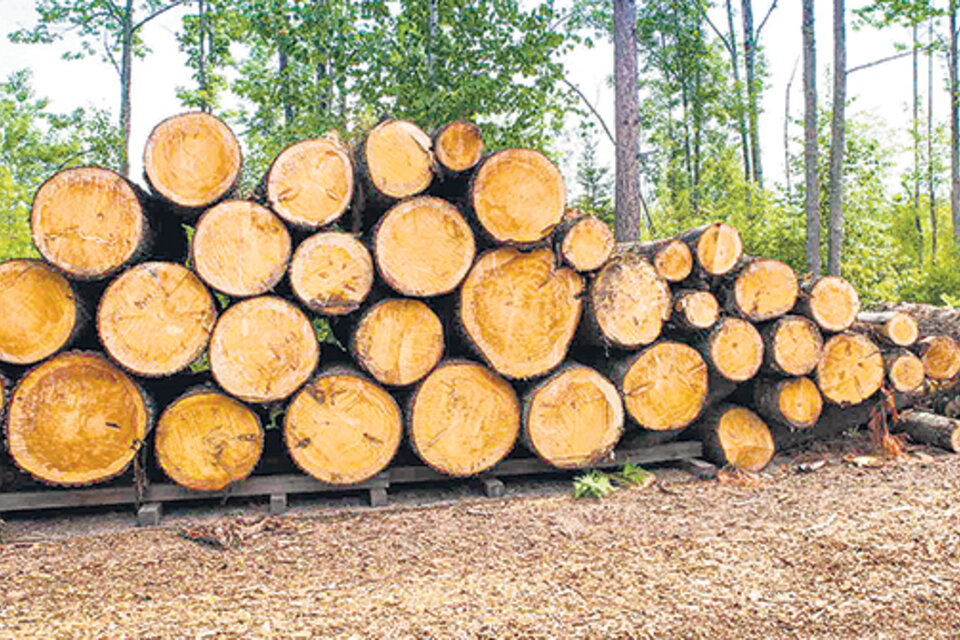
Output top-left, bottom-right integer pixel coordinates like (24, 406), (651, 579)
(1, 457), (960, 639)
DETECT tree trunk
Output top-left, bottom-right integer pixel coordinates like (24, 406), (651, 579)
(5, 352), (150, 486)
(797, 275), (860, 332)
(555, 215), (615, 273)
(761, 314), (823, 377)
(951, 0), (960, 254)
(816, 332), (884, 405)
(695, 404), (775, 470)
(98, 262), (217, 378)
(784, 58), (798, 198)
(613, 0), (641, 242)
(285, 367), (403, 484)
(803, 0), (821, 276)
(119, 0), (134, 177)
(289, 231), (374, 315)
(826, 0), (846, 275)
(855, 311), (919, 347)
(913, 24), (923, 263)
(893, 410), (960, 452)
(701, 317), (764, 382)
(915, 335), (960, 380)
(726, 0), (751, 183)
(408, 360), (520, 476)
(930, 19), (938, 264)
(885, 350), (925, 394)
(352, 298), (445, 387)
(156, 388), (264, 491)
(198, 0), (208, 112)
(752, 376), (823, 430)
(725, 258), (799, 322)
(742, 0), (763, 187)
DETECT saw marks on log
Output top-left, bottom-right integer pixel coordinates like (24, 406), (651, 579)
(590, 253), (671, 349)
(353, 299), (444, 386)
(0, 260), (78, 365)
(621, 341), (708, 431)
(289, 232), (374, 315)
(364, 119), (434, 199)
(434, 121), (484, 173)
(266, 136), (354, 228)
(817, 333), (884, 405)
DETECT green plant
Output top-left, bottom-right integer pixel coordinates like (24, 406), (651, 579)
(572, 470), (614, 499)
(614, 463), (655, 487)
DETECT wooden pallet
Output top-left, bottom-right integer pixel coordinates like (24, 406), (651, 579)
(0, 441), (704, 525)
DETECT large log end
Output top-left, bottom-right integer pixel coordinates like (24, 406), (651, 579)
(733, 259), (798, 321)
(590, 254), (671, 349)
(621, 342), (709, 431)
(289, 232), (374, 315)
(817, 333), (884, 405)
(365, 119), (434, 199)
(353, 299), (444, 386)
(560, 215), (614, 272)
(0, 260), (79, 365)
(266, 136), (354, 228)
(708, 317), (764, 382)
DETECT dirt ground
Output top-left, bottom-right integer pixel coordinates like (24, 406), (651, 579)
(1, 446), (959, 639)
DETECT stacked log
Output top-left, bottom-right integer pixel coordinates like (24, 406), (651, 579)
(5, 111), (960, 496)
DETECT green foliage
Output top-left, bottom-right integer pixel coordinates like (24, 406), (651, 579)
(572, 470), (614, 499)
(572, 123), (614, 225)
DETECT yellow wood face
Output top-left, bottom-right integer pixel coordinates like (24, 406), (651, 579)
(810, 276), (860, 332)
(654, 240), (693, 282)
(0, 260), (77, 365)
(365, 120), (433, 198)
(777, 377), (823, 428)
(354, 299), (444, 386)
(290, 232), (373, 315)
(623, 342), (708, 431)
(268, 137), (354, 228)
(436, 121), (484, 172)
(734, 259), (799, 321)
(711, 318), (763, 382)
(696, 222), (742, 275)
(772, 316), (822, 376)
(594, 255), (671, 348)
(922, 336), (960, 380)
(817, 333), (884, 404)
(561, 216), (614, 272)
(716, 407), (774, 471)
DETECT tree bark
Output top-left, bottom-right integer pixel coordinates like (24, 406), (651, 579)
(726, 0), (751, 183)
(930, 19), (938, 264)
(742, 0), (763, 187)
(914, 24), (923, 263)
(785, 58), (797, 198)
(951, 0), (960, 255)
(198, 0), (208, 112)
(892, 410), (960, 452)
(826, 0), (846, 276)
(614, 0), (641, 242)
(803, 0), (821, 276)
(120, 0), (134, 177)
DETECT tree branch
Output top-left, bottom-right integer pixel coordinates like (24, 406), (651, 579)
(847, 49), (913, 75)
(756, 0), (779, 38)
(699, 6), (734, 56)
(562, 76), (615, 146)
(131, 0), (194, 33)
(103, 30), (121, 77)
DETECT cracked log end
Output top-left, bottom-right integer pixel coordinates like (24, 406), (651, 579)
(774, 377), (823, 429)
(410, 361), (520, 477)
(289, 231), (374, 315)
(209, 296), (319, 403)
(460, 248), (582, 379)
(559, 215), (615, 273)
(365, 119), (434, 199)
(919, 335), (960, 380)
(31, 167), (146, 279)
(156, 391), (263, 491)
(621, 341), (708, 431)
(887, 351), (925, 393)
(766, 315), (823, 377)
(144, 112), (241, 208)
(674, 290), (719, 331)
(708, 317), (764, 382)
(353, 299), (444, 386)
(883, 312), (920, 347)
(266, 136), (354, 228)
(733, 259), (799, 321)
(694, 222), (743, 275)
(6, 352), (149, 486)
(702, 405), (774, 471)
(0, 260), (78, 365)
(285, 371), (402, 485)
(472, 149), (565, 245)
(99, 262), (217, 377)
(435, 121), (484, 173)
(654, 239), (693, 282)
(816, 333), (884, 405)
(590, 253), (670, 349)
(374, 196), (476, 297)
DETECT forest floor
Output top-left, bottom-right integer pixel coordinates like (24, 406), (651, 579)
(1, 437), (959, 639)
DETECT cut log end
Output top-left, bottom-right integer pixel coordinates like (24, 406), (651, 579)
(674, 290), (719, 330)
(375, 196), (476, 297)
(710, 406), (775, 471)
(365, 119), (434, 199)
(460, 248), (583, 379)
(888, 352), (925, 393)
(524, 365), (624, 469)
(709, 318), (764, 382)
(192, 200), (292, 297)
(776, 377), (823, 429)
(654, 239), (693, 282)
(144, 112), (241, 208)
(767, 315), (823, 377)
(472, 149), (566, 245)
(806, 276), (860, 332)
(0, 260), (78, 365)
(31, 167), (145, 279)
(266, 136), (354, 228)
(99, 262), (217, 377)
(410, 361), (520, 476)
(591, 254), (671, 349)
(621, 342), (708, 431)
(6, 352), (149, 486)
(733, 259), (799, 321)
(694, 222), (743, 275)
(353, 299), (444, 386)
(919, 335), (960, 380)
(155, 391), (263, 491)
(559, 216), (614, 272)
(289, 232), (374, 315)
(884, 312), (920, 346)
(209, 296), (319, 403)
(285, 371), (402, 485)
(817, 333), (884, 405)
(435, 121), (484, 173)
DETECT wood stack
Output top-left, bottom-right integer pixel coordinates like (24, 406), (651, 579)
(3, 113), (960, 494)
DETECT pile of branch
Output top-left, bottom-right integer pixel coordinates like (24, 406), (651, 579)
(2, 114), (959, 493)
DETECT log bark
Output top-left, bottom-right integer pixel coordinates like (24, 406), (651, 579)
(471, 148), (566, 246)
(460, 248), (582, 379)
(816, 332), (884, 405)
(521, 363), (624, 469)
(915, 335), (960, 380)
(209, 296), (319, 403)
(289, 231), (374, 315)
(885, 350), (925, 394)
(98, 262), (217, 377)
(856, 311), (919, 347)
(760, 315), (823, 377)
(555, 215), (615, 273)
(5, 351), (150, 486)
(620, 237), (693, 282)
(434, 120), (484, 174)
(408, 359), (520, 476)
(284, 367), (403, 484)
(143, 112), (242, 211)
(373, 196), (476, 297)
(671, 289), (719, 332)
(702, 317), (764, 382)
(726, 258), (799, 322)
(352, 298), (444, 387)
(694, 404), (775, 471)
(892, 410), (960, 452)
(360, 119), (434, 202)
(263, 135), (354, 229)
(155, 387), (263, 491)
(798, 275), (860, 332)
(0, 259), (85, 366)
(752, 376), (823, 430)
(191, 200), (291, 298)
(679, 222), (744, 276)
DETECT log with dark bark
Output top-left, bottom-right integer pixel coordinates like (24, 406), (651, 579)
(0, 259), (84, 366)
(434, 120), (484, 174)
(284, 367), (403, 484)
(289, 231), (374, 315)
(352, 298), (444, 387)
(98, 262), (217, 377)
(408, 360), (520, 476)
(155, 388), (263, 491)
(460, 248), (582, 379)
(761, 315), (823, 377)
(679, 222), (744, 276)
(471, 149), (566, 246)
(892, 410), (960, 452)
(191, 200), (292, 297)
(521, 363), (624, 469)
(702, 317), (764, 382)
(856, 311), (919, 347)
(798, 275), (860, 332)
(816, 332), (884, 405)
(581, 251), (670, 350)
(373, 196), (476, 297)
(671, 289), (719, 332)
(694, 404), (775, 471)
(727, 258), (799, 322)
(5, 352), (150, 486)
(263, 135), (354, 229)
(752, 376), (823, 430)
(623, 237), (693, 282)
(361, 119), (434, 201)
(886, 350), (925, 394)
(915, 335), (960, 380)
(209, 296), (319, 403)
(143, 112), (242, 211)
(555, 215), (615, 273)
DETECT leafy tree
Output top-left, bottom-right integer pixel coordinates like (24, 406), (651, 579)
(572, 124), (614, 225)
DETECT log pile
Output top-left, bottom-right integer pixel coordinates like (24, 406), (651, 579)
(3, 112), (960, 494)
